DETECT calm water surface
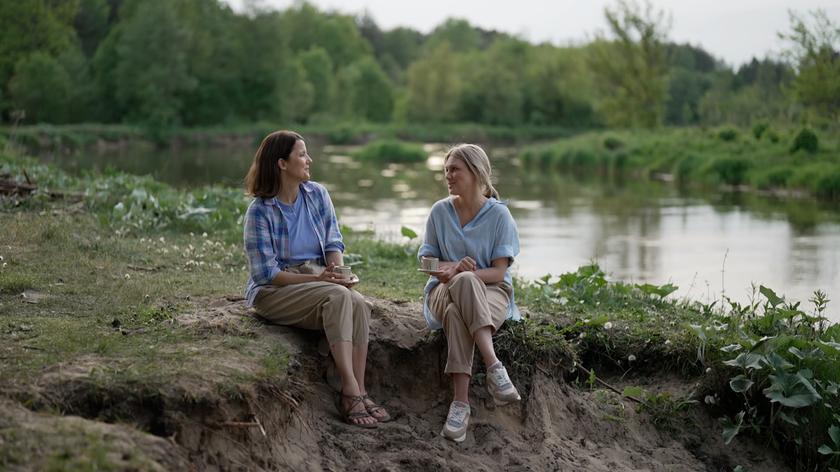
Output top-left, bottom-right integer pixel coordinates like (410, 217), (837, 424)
(43, 140), (840, 313)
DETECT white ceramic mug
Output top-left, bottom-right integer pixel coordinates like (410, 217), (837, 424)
(421, 256), (439, 271)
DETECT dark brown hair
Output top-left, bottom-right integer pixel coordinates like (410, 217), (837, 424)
(244, 130), (303, 197)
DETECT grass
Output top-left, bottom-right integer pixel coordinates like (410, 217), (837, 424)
(520, 126), (840, 200)
(3, 141), (840, 469)
(351, 139), (428, 163)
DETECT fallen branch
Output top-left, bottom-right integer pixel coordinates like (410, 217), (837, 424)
(0, 171), (84, 201)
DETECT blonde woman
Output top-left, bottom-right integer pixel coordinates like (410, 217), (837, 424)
(418, 144), (521, 442)
(243, 130), (390, 428)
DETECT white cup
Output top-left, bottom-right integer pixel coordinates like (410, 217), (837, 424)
(334, 265), (352, 279)
(421, 256), (439, 271)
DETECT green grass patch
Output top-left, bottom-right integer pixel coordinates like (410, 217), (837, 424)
(520, 127), (840, 200)
(351, 139), (428, 163)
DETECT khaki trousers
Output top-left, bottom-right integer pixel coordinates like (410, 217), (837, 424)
(253, 262), (369, 345)
(428, 271), (511, 375)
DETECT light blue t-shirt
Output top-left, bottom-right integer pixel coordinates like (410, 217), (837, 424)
(278, 194), (322, 265)
(418, 197), (521, 330)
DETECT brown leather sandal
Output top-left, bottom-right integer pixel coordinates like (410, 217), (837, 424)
(362, 394), (392, 422)
(336, 393), (378, 428)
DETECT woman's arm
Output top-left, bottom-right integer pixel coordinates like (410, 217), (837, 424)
(473, 257), (508, 284)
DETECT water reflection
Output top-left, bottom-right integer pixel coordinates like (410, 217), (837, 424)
(40, 139), (840, 312)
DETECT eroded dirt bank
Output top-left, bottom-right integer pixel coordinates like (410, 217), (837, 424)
(0, 297), (790, 471)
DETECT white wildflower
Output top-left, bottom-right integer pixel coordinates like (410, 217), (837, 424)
(705, 367), (712, 374)
(159, 236), (165, 243)
(124, 273), (131, 280)
(558, 297), (568, 305)
(664, 339), (672, 345)
(202, 232), (208, 238)
(579, 332), (587, 339)
(603, 322), (613, 330)
(627, 354), (636, 362)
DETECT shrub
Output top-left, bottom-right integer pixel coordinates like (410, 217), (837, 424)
(753, 166), (793, 190)
(603, 136), (624, 150)
(717, 127), (739, 142)
(790, 128), (819, 154)
(815, 168), (840, 200)
(767, 130), (781, 143)
(352, 139), (427, 163)
(707, 157), (751, 186)
(752, 122), (769, 140)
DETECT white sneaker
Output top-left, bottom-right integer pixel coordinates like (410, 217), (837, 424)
(440, 401), (470, 443)
(486, 363), (521, 406)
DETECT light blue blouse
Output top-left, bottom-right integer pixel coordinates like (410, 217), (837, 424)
(417, 197), (521, 330)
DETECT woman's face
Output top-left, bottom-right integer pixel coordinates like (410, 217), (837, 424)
(444, 156), (477, 196)
(279, 139), (311, 183)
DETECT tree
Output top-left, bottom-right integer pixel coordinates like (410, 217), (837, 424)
(8, 52), (73, 123)
(108, 0), (196, 128)
(587, 0), (670, 128)
(456, 39), (527, 125)
(336, 57), (393, 122)
(300, 47), (335, 116)
(780, 9), (840, 120)
(0, 0), (78, 117)
(402, 43), (461, 122)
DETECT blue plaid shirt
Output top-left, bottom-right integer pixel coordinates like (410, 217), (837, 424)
(243, 181), (345, 305)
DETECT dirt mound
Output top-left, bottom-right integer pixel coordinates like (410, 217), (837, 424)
(0, 296), (791, 471)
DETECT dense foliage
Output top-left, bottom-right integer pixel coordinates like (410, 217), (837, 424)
(0, 1), (836, 131)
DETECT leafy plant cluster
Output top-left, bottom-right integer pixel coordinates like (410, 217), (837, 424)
(1, 152), (249, 242)
(521, 261), (839, 470)
(520, 127), (840, 200)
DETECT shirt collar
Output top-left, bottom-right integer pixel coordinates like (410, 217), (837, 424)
(264, 182), (314, 206)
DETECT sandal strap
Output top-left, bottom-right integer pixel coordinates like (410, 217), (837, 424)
(362, 394), (386, 414)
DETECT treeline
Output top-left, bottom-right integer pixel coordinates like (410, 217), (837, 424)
(0, 0), (837, 130)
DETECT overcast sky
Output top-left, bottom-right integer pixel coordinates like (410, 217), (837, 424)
(226, 0), (840, 67)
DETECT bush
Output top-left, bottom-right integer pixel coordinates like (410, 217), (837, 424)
(767, 130), (781, 143)
(717, 127), (739, 142)
(603, 136), (624, 150)
(790, 128), (819, 154)
(752, 122), (769, 140)
(753, 166), (793, 190)
(815, 168), (840, 200)
(707, 157), (751, 186)
(352, 139), (427, 163)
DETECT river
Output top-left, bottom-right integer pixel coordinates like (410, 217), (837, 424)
(40, 138), (840, 312)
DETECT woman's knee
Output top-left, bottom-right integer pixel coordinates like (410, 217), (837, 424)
(450, 270), (481, 286)
(323, 284), (353, 305)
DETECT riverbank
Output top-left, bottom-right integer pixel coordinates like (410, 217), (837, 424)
(521, 126), (840, 201)
(1, 147), (837, 470)
(0, 122), (579, 155)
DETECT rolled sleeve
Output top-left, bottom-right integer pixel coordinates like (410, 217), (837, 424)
(491, 209), (520, 264)
(244, 205), (282, 286)
(318, 185), (345, 254)
(418, 210), (441, 260)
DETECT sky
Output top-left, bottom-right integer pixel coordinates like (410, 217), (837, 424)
(226, 0), (840, 67)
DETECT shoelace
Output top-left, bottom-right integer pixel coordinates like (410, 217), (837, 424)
(447, 403), (468, 426)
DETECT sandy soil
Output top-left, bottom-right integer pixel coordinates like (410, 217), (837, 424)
(0, 296), (792, 471)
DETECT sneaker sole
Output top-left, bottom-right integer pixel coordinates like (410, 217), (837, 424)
(440, 429), (467, 443)
(489, 387), (521, 406)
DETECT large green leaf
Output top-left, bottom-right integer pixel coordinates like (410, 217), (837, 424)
(723, 352), (764, 371)
(760, 285), (784, 307)
(763, 371), (822, 408)
(729, 375), (754, 393)
(400, 226), (418, 239)
(830, 425), (840, 446)
(721, 411), (745, 445)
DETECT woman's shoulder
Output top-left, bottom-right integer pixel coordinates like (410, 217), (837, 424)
(486, 198), (513, 218)
(302, 180), (328, 194)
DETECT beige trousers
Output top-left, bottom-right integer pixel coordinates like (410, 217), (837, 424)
(428, 271), (511, 375)
(253, 262), (369, 345)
